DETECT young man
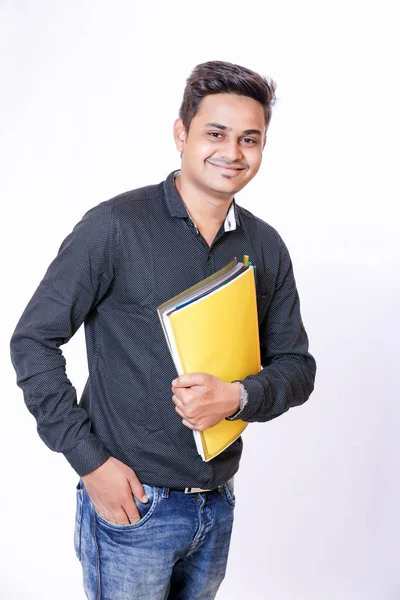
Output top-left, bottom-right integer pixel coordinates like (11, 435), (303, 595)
(10, 61), (316, 599)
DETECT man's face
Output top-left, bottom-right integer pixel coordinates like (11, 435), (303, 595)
(174, 93), (267, 198)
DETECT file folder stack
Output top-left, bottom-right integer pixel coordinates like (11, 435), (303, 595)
(157, 257), (261, 461)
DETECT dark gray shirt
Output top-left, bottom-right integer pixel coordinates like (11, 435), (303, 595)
(10, 171), (316, 489)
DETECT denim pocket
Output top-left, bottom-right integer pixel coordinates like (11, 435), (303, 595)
(74, 481), (84, 561)
(94, 484), (159, 530)
(223, 477), (236, 508)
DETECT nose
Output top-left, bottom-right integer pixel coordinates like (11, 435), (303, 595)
(220, 139), (243, 162)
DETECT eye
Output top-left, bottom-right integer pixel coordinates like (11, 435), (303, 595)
(208, 132), (223, 139)
(241, 137), (258, 145)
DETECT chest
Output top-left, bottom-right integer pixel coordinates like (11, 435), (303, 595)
(111, 216), (259, 312)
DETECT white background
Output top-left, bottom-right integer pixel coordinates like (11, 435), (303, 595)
(1, 1), (399, 599)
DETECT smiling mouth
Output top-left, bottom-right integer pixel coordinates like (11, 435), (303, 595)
(207, 161), (246, 173)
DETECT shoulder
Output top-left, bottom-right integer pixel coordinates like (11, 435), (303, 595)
(103, 181), (165, 213)
(236, 204), (285, 249)
(79, 180), (166, 228)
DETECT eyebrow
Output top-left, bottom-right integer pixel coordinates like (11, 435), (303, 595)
(205, 122), (262, 136)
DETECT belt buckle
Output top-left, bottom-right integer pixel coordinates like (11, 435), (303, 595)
(184, 487), (211, 494)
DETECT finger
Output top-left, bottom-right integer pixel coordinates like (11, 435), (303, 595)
(174, 404), (187, 419)
(96, 506), (117, 523)
(128, 472), (148, 504)
(174, 399), (198, 422)
(182, 418), (197, 430)
(174, 403), (196, 427)
(172, 393), (185, 409)
(172, 373), (207, 388)
(122, 501), (141, 524)
(171, 387), (187, 402)
(172, 388), (194, 406)
(113, 505), (136, 525)
(128, 511), (141, 525)
(122, 494), (141, 524)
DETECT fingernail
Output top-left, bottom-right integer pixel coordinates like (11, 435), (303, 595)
(130, 516), (140, 524)
(172, 379), (177, 386)
(141, 495), (149, 503)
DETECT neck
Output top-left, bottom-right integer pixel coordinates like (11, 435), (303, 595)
(174, 171), (233, 229)
(174, 171), (234, 247)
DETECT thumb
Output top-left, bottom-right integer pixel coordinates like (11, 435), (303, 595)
(172, 372), (206, 388)
(128, 472), (148, 504)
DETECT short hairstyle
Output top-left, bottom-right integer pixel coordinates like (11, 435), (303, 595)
(179, 60), (276, 132)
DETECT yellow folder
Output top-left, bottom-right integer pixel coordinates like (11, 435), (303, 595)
(158, 259), (261, 461)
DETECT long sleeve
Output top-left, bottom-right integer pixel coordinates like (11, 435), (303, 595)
(10, 202), (116, 476)
(237, 236), (316, 422)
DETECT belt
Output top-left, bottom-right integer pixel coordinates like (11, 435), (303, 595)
(184, 487), (211, 494)
(184, 486), (224, 494)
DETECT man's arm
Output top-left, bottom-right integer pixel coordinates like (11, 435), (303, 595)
(10, 203), (147, 523)
(172, 237), (316, 428)
(10, 203), (114, 474)
(233, 237), (316, 422)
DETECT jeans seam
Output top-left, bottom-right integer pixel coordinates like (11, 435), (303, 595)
(74, 487), (83, 561)
(224, 483), (235, 507)
(181, 494), (208, 559)
(92, 503), (102, 600)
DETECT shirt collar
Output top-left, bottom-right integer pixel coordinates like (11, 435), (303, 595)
(224, 201), (237, 232)
(163, 170), (238, 231)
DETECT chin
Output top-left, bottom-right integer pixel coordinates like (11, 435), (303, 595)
(211, 184), (242, 196)
(206, 175), (246, 194)
(217, 178), (247, 193)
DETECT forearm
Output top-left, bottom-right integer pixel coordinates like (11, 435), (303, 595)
(236, 352), (316, 423)
(11, 332), (110, 475)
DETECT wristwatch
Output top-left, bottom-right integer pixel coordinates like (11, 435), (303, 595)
(226, 383), (248, 421)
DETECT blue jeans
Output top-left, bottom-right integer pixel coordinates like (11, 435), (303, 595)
(74, 479), (235, 599)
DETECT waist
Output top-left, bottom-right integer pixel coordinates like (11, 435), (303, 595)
(155, 477), (235, 496)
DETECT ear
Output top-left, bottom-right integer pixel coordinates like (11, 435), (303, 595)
(173, 118), (187, 152)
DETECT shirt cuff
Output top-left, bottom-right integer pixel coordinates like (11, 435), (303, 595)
(226, 382), (248, 421)
(229, 377), (265, 422)
(63, 435), (111, 476)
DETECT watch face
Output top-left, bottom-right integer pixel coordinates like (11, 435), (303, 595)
(227, 383), (247, 420)
(239, 384), (245, 409)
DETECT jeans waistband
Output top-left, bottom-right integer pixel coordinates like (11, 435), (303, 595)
(159, 477), (234, 496)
